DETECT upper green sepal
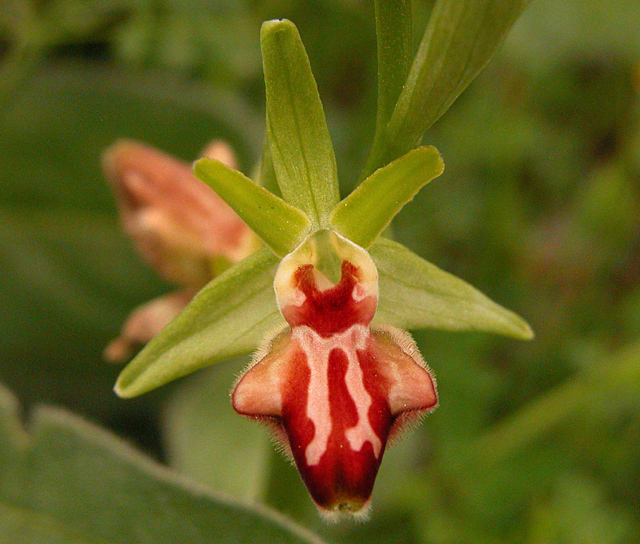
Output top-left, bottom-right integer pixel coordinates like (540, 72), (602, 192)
(194, 157), (310, 257)
(261, 19), (340, 226)
(115, 248), (284, 398)
(370, 237), (534, 340)
(330, 146), (444, 248)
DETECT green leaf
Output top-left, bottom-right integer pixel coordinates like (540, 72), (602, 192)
(115, 248), (285, 398)
(331, 146), (444, 248)
(261, 19), (340, 226)
(164, 362), (272, 502)
(0, 62), (261, 417)
(390, 0), (530, 143)
(0, 383), (325, 543)
(194, 157), (311, 257)
(370, 237), (533, 339)
(362, 0), (530, 177)
(373, 0), (413, 132)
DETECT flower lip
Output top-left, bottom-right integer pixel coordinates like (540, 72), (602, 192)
(233, 230), (437, 517)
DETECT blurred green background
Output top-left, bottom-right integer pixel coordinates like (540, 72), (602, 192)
(1, 0), (640, 542)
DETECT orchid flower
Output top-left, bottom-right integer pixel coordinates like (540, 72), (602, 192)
(110, 20), (532, 517)
(233, 230), (438, 516)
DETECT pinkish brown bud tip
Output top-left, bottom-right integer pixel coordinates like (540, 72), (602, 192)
(102, 139), (259, 361)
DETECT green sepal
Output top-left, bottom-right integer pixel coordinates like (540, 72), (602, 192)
(261, 19), (340, 226)
(115, 248), (285, 398)
(331, 146), (444, 248)
(194, 158), (310, 257)
(370, 237), (534, 340)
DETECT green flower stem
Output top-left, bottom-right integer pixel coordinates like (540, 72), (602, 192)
(387, 0), (531, 147)
(373, 0), (413, 139)
(361, 0), (531, 180)
(360, 0), (414, 182)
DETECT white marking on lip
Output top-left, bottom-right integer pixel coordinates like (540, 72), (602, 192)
(294, 325), (382, 466)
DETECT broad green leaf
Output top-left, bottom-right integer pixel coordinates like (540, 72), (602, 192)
(363, 0), (530, 177)
(370, 237), (533, 339)
(194, 157), (311, 257)
(115, 248), (285, 398)
(0, 62), (260, 417)
(164, 362), (272, 502)
(0, 62), (261, 211)
(0, 383), (325, 544)
(331, 146), (444, 248)
(261, 19), (339, 226)
(0, 44), (44, 112)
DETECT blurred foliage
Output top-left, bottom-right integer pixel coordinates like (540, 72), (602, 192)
(1, 0), (639, 542)
(0, 384), (324, 544)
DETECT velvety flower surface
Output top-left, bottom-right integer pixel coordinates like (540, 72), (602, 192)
(232, 231), (437, 516)
(103, 140), (257, 361)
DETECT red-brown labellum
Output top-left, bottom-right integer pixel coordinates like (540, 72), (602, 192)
(232, 232), (437, 517)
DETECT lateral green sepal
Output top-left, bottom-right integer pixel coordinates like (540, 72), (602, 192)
(194, 158), (310, 257)
(370, 237), (534, 339)
(261, 19), (340, 226)
(330, 146), (444, 248)
(115, 248), (285, 398)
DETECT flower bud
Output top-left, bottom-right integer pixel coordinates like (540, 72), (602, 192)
(103, 140), (258, 361)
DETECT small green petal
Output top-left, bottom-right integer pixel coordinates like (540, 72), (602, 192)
(371, 238), (534, 340)
(115, 248), (284, 398)
(261, 19), (340, 226)
(194, 158), (310, 257)
(330, 146), (444, 248)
